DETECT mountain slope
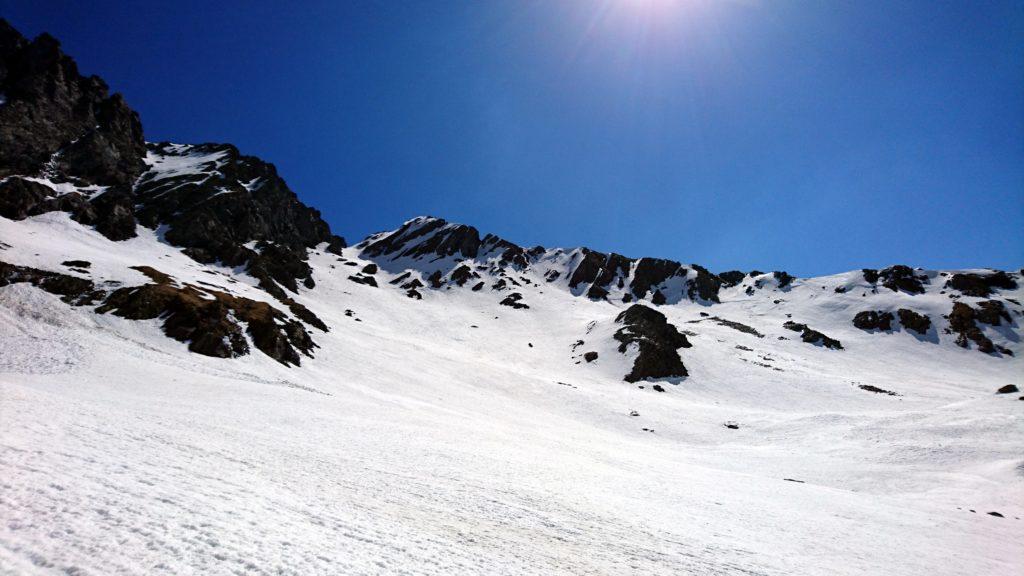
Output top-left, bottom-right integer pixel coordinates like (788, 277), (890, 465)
(1, 20), (1022, 576)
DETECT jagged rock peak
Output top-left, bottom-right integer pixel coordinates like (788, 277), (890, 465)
(0, 18), (146, 186)
(358, 216), (536, 268)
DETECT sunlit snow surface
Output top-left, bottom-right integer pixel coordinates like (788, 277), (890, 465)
(0, 212), (1022, 575)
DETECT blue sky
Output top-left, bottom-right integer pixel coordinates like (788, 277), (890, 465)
(6, 1), (1022, 275)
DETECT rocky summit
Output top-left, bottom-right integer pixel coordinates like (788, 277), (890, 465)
(0, 20), (1021, 576)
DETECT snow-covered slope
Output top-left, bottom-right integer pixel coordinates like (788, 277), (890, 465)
(2, 209), (1022, 576)
(1, 18), (1022, 576)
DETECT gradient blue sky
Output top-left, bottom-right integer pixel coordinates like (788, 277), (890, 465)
(5, 1), (1022, 275)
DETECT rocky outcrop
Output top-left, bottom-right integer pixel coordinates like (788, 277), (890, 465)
(629, 258), (678, 299)
(718, 270), (746, 288)
(687, 265), (723, 303)
(853, 310), (894, 331)
(897, 309), (931, 334)
(450, 264), (477, 287)
(783, 321), (843, 350)
(1, 260), (315, 364)
(613, 304), (691, 382)
(499, 292), (529, 309)
(0, 260), (102, 305)
(0, 20), (343, 309)
(0, 176), (138, 241)
(97, 267), (315, 365)
(361, 217), (480, 261)
(0, 177), (65, 220)
(135, 142), (341, 292)
(866, 265), (927, 294)
(568, 249), (607, 289)
(975, 300), (1011, 326)
(773, 271), (795, 289)
(945, 271), (1017, 298)
(945, 302), (1010, 355)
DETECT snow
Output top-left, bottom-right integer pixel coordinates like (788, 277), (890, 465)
(3, 175), (108, 199)
(1, 213), (1022, 575)
(141, 145), (228, 183)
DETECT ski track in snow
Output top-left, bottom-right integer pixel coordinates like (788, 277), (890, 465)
(1, 213), (1023, 575)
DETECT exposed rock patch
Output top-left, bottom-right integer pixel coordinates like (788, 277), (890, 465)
(613, 304), (691, 382)
(97, 268), (315, 365)
(499, 292), (529, 309)
(859, 384), (898, 396)
(0, 260), (102, 304)
(945, 302), (1008, 355)
(873, 265), (927, 294)
(783, 321), (843, 350)
(945, 271), (1017, 298)
(853, 310), (894, 331)
(717, 270), (746, 288)
(897, 309), (931, 334)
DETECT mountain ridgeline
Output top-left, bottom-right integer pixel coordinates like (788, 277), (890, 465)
(0, 20), (1021, 380)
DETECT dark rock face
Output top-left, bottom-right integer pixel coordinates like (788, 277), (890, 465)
(862, 269), (880, 284)
(90, 189), (136, 240)
(593, 253), (634, 289)
(996, 384), (1019, 394)
(0, 175), (138, 241)
(897, 309), (931, 334)
(872, 265), (927, 294)
(583, 351), (598, 363)
(946, 272), (1017, 297)
(783, 321), (843, 350)
(348, 275), (378, 287)
(630, 258), (680, 299)
(651, 290), (667, 305)
(135, 142), (337, 293)
(0, 20), (145, 186)
(586, 284), (609, 300)
(946, 302), (1002, 354)
(613, 304), (691, 382)
(853, 310), (894, 331)
(0, 260), (102, 305)
(568, 249), (607, 289)
(0, 177), (60, 220)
